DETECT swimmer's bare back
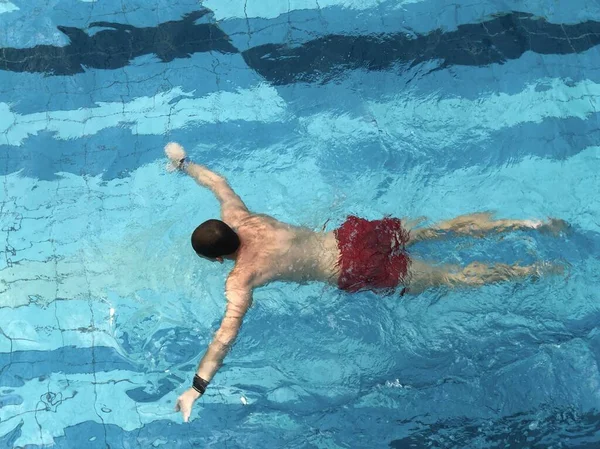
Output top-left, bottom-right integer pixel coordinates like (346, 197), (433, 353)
(164, 143), (568, 422)
(232, 214), (340, 286)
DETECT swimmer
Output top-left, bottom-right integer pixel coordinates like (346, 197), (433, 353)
(165, 142), (568, 422)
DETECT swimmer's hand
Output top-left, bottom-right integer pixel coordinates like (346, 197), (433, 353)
(165, 142), (188, 172)
(174, 387), (201, 422)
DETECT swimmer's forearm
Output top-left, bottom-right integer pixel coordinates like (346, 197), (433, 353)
(189, 286), (249, 393)
(195, 339), (230, 382)
(194, 317), (242, 385)
(184, 162), (227, 192)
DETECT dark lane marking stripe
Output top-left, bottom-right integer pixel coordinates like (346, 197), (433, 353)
(0, 10), (237, 75)
(241, 12), (600, 85)
(1, 11), (599, 80)
(0, 346), (139, 387)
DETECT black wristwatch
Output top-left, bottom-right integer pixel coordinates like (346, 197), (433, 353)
(192, 375), (209, 395)
(177, 157), (189, 171)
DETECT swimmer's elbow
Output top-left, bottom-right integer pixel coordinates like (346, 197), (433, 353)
(215, 323), (240, 348)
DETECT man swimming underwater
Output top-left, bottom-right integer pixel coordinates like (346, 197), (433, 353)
(165, 142), (567, 422)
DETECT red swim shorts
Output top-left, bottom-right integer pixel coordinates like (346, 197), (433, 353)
(334, 216), (411, 294)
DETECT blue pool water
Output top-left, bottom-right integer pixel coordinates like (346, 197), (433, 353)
(1, 0), (600, 447)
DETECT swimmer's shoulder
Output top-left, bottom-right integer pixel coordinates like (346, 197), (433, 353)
(230, 256), (267, 290)
(237, 212), (289, 231)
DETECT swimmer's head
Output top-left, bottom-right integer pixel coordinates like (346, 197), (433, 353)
(191, 219), (240, 263)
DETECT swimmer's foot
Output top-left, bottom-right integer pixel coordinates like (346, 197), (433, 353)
(532, 260), (568, 279)
(524, 218), (570, 236)
(403, 216), (428, 230)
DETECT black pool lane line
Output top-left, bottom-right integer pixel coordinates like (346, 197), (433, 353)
(242, 11), (600, 84)
(1, 11), (600, 79)
(0, 10), (237, 75)
(0, 346), (139, 387)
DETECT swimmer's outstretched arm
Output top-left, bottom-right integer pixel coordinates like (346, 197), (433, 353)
(165, 142), (249, 219)
(174, 276), (252, 422)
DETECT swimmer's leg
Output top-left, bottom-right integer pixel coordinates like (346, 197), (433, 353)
(407, 212), (568, 245)
(406, 259), (561, 294)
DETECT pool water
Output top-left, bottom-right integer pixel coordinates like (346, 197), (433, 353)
(1, 0), (600, 448)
